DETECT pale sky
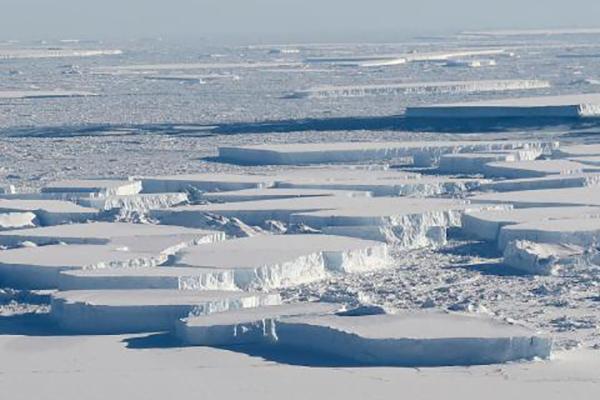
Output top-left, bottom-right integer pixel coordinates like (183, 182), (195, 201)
(2, 0), (600, 42)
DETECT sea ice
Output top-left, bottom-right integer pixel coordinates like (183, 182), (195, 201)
(0, 199), (99, 225)
(406, 94), (600, 118)
(218, 140), (555, 166)
(140, 173), (276, 193)
(286, 80), (549, 99)
(274, 312), (551, 366)
(41, 179), (142, 197)
(174, 234), (390, 289)
(503, 240), (584, 275)
(176, 302), (342, 346)
(50, 289), (281, 333)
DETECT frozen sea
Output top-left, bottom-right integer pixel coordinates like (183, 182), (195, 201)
(1, 32), (600, 399)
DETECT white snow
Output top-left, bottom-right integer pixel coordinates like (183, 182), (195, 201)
(406, 94), (600, 118)
(218, 140), (556, 166)
(275, 312), (551, 366)
(287, 80), (549, 99)
(175, 234), (390, 289)
(50, 289), (281, 334)
(471, 186), (600, 208)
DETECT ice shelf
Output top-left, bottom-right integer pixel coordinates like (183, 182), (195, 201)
(50, 289), (281, 334)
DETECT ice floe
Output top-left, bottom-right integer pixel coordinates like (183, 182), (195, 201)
(42, 179), (142, 197)
(0, 199), (99, 225)
(272, 312), (551, 366)
(174, 234), (390, 289)
(50, 289), (281, 333)
(286, 79), (549, 99)
(0, 90), (98, 99)
(406, 94), (600, 119)
(218, 140), (556, 166)
(140, 173), (275, 193)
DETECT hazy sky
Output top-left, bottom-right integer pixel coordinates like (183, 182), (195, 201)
(2, 0), (600, 42)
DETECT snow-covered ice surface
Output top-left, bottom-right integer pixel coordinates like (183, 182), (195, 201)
(3, 33), (600, 397)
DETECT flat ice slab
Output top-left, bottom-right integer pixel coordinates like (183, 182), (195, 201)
(461, 206), (600, 244)
(202, 188), (369, 203)
(471, 186), (600, 208)
(503, 240), (583, 275)
(0, 212), (37, 230)
(218, 140), (555, 166)
(406, 94), (600, 118)
(50, 289), (281, 333)
(0, 244), (160, 289)
(153, 196), (483, 246)
(77, 192), (188, 211)
(288, 80), (550, 99)
(438, 149), (543, 175)
(175, 234), (390, 289)
(273, 167), (479, 196)
(140, 173), (276, 193)
(483, 160), (586, 178)
(0, 222), (224, 253)
(0, 199), (99, 225)
(58, 266), (236, 291)
(0, 90), (97, 99)
(42, 179), (142, 196)
(499, 218), (600, 250)
(275, 312), (551, 366)
(480, 173), (600, 192)
(177, 302), (342, 346)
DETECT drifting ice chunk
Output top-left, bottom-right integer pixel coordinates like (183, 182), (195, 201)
(503, 240), (584, 275)
(77, 192), (188, 211)
(153, 196), (482, 246)
(304, 55), (407, 67)
(483, 160), (585, 178)
(461, 206), (600, 243)
(175, 234), (389, 289)
(140, 173), (275, 193)
(0, 199), (98, 225)
(0, 222), (224, 254)
(471, 186), (600, 208)
(177, 302), (342, 346)
(406, 94), (600, 119)
(50, 290), (281, 334)
(287, 80), (550, 99)
(0, 245), (162, 289)
(438, 149), (543, 175)
(480, 173), (600, 192)
(218, 140), (555, 166)
(42, 179), (142, 197)
(0, 90), (97, 99)
(498, 218), (600, 250)
(274, 167), (479, 196)
(202, 188), (369, 203)
(0, 48), (122, 59)
(554, 144), (600, 157)
(59, 266), (236, 291)
(275, 312), (551, 366)
(444, 59), (497, 68)
(0, 212), (37, 230)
